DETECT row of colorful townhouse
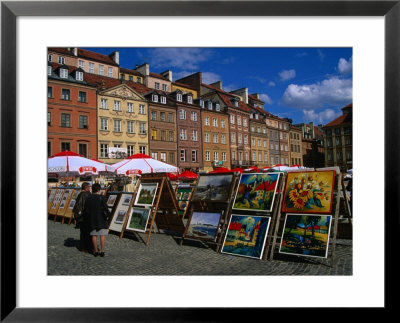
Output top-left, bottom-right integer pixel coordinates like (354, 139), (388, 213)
(47, 47), (306, 172)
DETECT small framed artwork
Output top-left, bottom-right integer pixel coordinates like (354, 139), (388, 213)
(233, 172), (280, 213)
(186, 211), (222, 241)
(106, 194), (118, 207)
(281, 170), (336, 214)
(279, 213), (332, 258)
(134, 183), (158, 207)
(221, 214), (271, 260)
(191, 174), (233, 202)
(114, 210), (127, 224)
(125, 207), (151, 233)
(121, 194), (133, 206)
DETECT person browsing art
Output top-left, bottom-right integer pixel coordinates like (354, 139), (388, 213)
(82, 183), (111, 257)
(72, 182), (91, 252)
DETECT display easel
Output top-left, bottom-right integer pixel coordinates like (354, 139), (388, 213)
(121, 174), (184, 246)
(180, 172), (240, 251)
(66, 189), (81, 225)
(55, 189), (74, 224)
(48, 188), (64, 220)
(268, 168), (346, 267)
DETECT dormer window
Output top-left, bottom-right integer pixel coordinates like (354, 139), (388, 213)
(187, 95), (193, 104)
(48, 65), (52, 76)
(207, 101), (212, 110)
(215, 103), (220, 111)
(199, 99), (204, 108)
(255, 114), (259, 120)
(60, 68), (68, 79)
(152, 94), (158, 103)
(234, 101), (239, 107)
(161, 96), (166, 104)
(76, 71), (83, 81)
(177, 93), (182, 102)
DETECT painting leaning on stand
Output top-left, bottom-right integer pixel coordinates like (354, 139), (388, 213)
(72, 182), (92, 252)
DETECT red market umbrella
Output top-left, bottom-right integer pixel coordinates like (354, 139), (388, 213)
(209, 167), (232, 174)
(244, 166), (260, 172)
(177, 170), (198, 179)
(231, 168), (244, 173)
(166, 172), (178, 180)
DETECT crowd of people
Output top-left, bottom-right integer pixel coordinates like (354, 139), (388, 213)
(72, 182), (111, 257)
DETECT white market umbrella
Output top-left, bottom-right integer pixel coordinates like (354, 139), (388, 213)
(48, 151), (115, 176)
(111, 153), (179, 176)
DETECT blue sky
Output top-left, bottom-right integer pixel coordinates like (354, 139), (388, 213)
(85, 47), (352, 125)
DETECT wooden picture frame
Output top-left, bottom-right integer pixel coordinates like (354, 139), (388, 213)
(134, 183), (158, 207)
(124, 207), (152, 233)
(191, 173), (234, 202)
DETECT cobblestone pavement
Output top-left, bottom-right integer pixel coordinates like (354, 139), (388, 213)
(48, 220), (352, 275)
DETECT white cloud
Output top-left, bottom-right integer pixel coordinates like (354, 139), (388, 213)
(268, 81), (276, 87)
(280, 76), (352, 109)
(279, 69), (296, 81)
(259, 94), (273, 105)
(338, 57), (353, 74)
(147, 48), (212, 70)
(303, 109), (341, 124)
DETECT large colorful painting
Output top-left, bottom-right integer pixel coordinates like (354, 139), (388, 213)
(186, 211), (222, 241)
(279, 213), (332, 258)
(221, 215), (271, 259)
(233, 173), (280, 212)
(126, 207), (151, 233)
(281, 171), (336, 214)
(134, 183), (158, 207)
(191, 174), (233, 202)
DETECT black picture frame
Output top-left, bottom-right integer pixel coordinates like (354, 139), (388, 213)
(1, 0), (397, 321)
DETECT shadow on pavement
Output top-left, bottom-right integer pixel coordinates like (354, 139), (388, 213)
(64, 238), (80, 251)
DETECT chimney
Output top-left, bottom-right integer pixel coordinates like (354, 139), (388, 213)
(161, 70), (173, 82)
(136, 63), (149, 76)
(230, 87), (248, 104)
(251, 93), (260, 99)
(109, 51), (120, 65)
(310, 121), (315, 138)
(73, 48), (78, 56)
(210, 81), (222, 89)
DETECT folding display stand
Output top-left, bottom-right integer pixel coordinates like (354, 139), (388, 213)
(180, 173), (241, 251)
(121, 174), (184, 246)
(55, 189), (75, 224)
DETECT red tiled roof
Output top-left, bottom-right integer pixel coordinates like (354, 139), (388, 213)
(314, 126), (324, 136)
(172, 81), (197, 91)
(48, 47), (119, 66)
(248, 94), (264, 103)
(120, 67), (143, 77)
(290, 125), (302, 131)
(150, 72), (169, 81)
(202, 83), (250, 113)
(48, 47), (73, 55)
(324, 113), (352, 127)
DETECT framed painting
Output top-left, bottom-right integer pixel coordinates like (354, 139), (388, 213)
(106, 194), (118, 208)
(191, 174), (234, 202)
(176, 186), (193, 216)
(279, 213), (332, 258)
(108, 193), (134, 233)
(221, 214), (271, 259)
(281, 170), (336, 214)
(233, 173), (280, 212)
(134, 183), (158, 207)
(3, 0), (396, 319)
(125, 207), (151, 233)
(185, 211), (222, 241)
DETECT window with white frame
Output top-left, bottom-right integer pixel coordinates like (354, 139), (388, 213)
(237, 116), (241, 125)
(60, 68), (68, 79)
(221, 119), (225, 128)
(152, 152), (158, 160)
(245, 152), (249, 161)
(244, 135), (248, 145)
(60, 113), (71, 127)
(168, 131), (174, 142)
(48, 65), (52, 76)
(280, 144), (284, 151)
(160, 112), (165, 121)
(127, 102), (133, 112)
(152, 94), (158, 102)
(243, 118), (247, 127)
(160, 152), (166, 162)
(100, 118), (108, 131)
(139, 146), (146, 154)
(238, 134), (242, 144)
(258, 139), (261, 147)
(252, 152), (256, 161)
(191, 130), (198, 141)
(180, 149), (186, 162)
(204, 117), (210, 126)
(231, 133), (235, 143)
(114, 120), (121, 132)
(127, 121), (134, 133)
(177, 93), (182, 102)
(61, 89), (70, 100)
(232, 151), (236, 161)
(264, 153), (268, 162)
(58, 57), (65, 64)
(205, 151), (210, 161)
(100, 144), (108, 158)
(168, 113), (173, 123)
(78, 60), (85, 69)
(191, 150), (197, 162)
(213, 134), (218, 143)
(79, 115), (88, 128)
(215, 103), (220, 111)
(162, 84), (167, 91)
(285, 145), (288, 151)
(139, 122), (146, 134)
(114, 100), (121, 111)
(204, 133), (210, 143)
(270, 143), (274, 150)
(252, 138), (256, 146)
(127, 145), (135, 156)
(264, 140), (267, 148)
(230, 114), (235, 124)
(108, 67), (113, 77)
(161, 96), (166, 104)
(89, 62), (94, 74)
(213, 151), (219, 161)
(275, 144), (279, 150)
(139, 105), (145, 114)
(179, 109), (186, 120)
(180, 129), (187, 140)
(222, 152), (226, 162)
(212, 118), (218, 127)
(221, 134), (226, 144)
(98, 65), (104, 75)
(190, 111), (197, 121)
(207, 101), (212, 110)
(187, 95), (193, 104)
(76, 71), (83, 81)
(259, 152), (262, 162)
(78, 91), (87, 102)
(151, 111), (157, 120)
(155, 82), (160, 90)
(100, 98), (108, 109)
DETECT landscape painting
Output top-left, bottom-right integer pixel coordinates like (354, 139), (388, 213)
(134, 183), (158, 207)
(186, 211), (222, 241)
(191, 174), (233, 202)
(126, 207), (151, 233)
(221, 215), (271, 259)
(233, 173), (280, 212)
(281, 171), (336, 214)
(279, 213), (332, 258)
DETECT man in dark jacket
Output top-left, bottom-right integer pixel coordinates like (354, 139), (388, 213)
(83, 183), (111, 257)
(72, 182), (91, 252)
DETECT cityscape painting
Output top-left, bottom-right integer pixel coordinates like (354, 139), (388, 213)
(233, 172), (280, 212)
(191, 174), (233, 202)
(281, 170), (336, 214)
(279, 213), (332, 258)
(186, 211), (222, 241)
(221, 215), (271, 259)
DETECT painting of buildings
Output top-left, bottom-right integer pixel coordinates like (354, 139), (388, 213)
(281, 170), (336, 214)
(186, 211), (222, 241)
(134, 183), (158, 206)
(191, 174), (233, 202)
(279, 213), (332, 258)
(221, 215), (271, 259)
(233, 173), (280, 212)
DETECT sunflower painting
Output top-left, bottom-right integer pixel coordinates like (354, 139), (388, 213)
(281, 171), (336, 214)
